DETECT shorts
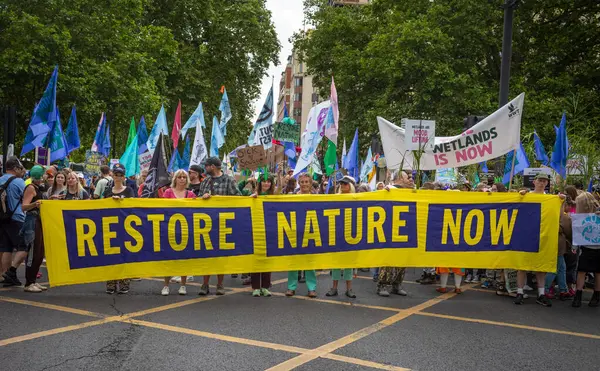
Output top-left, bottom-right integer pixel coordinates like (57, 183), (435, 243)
(577, 247), (600, 273)
(0, 220), (25, 253)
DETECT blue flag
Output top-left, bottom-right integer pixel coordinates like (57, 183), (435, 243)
(147, 105), (169, 153)
(103, 123), (111, 157)
(283, 141), (296, 159)
(283, 100), (289, 119)
(550, 113), (568, 178)
(219, 89), (232, 137)
(480, 161), (488, 173)
(91, 112), (107, 155)
(588, 178), (594, 193)
(64, 105), (80, 154)
(168, 147), (183, 172)
(210, 116), (225, 158)
(181, 102), (206, 139)
(119, 135), (140, 177)
(47, 106), (68, 163)
(533, 130), (549, 165)
(180, 134), (191, 170)
(502, 142), (530, 184)
(137, 116), (149, 154)
(21, 66), (58, 156)
(346, 128), (359, 180)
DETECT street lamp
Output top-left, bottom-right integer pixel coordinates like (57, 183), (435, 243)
(498, 0), (520, 108)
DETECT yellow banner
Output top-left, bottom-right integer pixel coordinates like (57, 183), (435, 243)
(41, 190), (561, 286)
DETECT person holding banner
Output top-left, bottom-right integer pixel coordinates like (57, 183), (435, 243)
(286, 173), (318, 298)
(64, 172), (91, 200)
(161, 169), (196, 296)
(544, 201), (573, 301)
(22, 166), (47, 292)
(516, 173), (554, 307)
(326, 176), (358, 299)
(103, 164), (134, 294)
(249, 175), (276, 297)
(198, 157), (241, 296)
(572, 192), (600, 308)
(46, 171), (66, 200)
(188, 165), (204, 197)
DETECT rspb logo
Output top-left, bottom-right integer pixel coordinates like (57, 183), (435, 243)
(508, 103), (520, 119)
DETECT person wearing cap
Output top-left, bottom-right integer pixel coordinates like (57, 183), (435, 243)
(94, 165), (113, 199)
(20, 166), (47, 292)
(197, 157), (241, 296)
(514, 172), (554, 307)
(326, 176), (357, 298)
(103, 164), (134, 294)
(0, 157), (27, 287)
(188, 165), (204, 197)
(285, 172), (318, 298)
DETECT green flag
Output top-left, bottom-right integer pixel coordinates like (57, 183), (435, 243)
(125, 117), (137, 149)
(324, 140), (337, 176)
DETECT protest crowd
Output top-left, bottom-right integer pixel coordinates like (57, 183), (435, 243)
(1, 68), (599, 312)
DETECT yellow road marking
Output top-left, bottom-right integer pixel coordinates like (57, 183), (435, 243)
(416, 312), (600, 340)
(270, 291), (403, 312)
(323, 353), (411, 371)
(265, 288), (469, 371)
(0, 296), (106, 318)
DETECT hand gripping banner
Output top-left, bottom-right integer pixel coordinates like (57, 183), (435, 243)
(41, 190), (561, 286)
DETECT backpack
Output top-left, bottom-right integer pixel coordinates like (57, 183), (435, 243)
(0, 176), (18, 223)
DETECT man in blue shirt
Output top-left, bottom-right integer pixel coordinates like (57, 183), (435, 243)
(0, 157), (27, 287)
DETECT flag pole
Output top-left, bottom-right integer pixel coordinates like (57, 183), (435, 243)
(507, 148), (517, 190)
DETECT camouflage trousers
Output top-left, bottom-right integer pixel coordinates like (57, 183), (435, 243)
(377, 267), (406, 289)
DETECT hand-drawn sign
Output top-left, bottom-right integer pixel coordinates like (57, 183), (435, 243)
(274, 121), (300, 144)
(236, 145), (267, 170)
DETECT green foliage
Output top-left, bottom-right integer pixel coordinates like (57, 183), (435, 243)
(294, 0), (600, 159)
(0, 0), (280, 161)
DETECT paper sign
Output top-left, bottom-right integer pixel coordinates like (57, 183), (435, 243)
(572, 213), (600, 246)
(435, 168), (457, 185)
(83, 151), (106, 176)
(274, 121), (300, 144)
(109, 159), (119, 169)
(236, 145), (267, 170)
(404, 119), (435, 151)
(36, 147), (49, 166)
(138, 151), (153, 171)
(523, 167), (552, 189)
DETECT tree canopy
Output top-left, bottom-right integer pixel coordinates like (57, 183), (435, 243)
(0, 0), (280, 160)
(294, 0), (600, 159)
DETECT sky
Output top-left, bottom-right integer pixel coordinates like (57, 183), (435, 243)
(252, 0), (305, 123)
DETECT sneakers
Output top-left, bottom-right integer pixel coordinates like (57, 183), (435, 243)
(471, 275), (481, 283)
(523, 284), (533, 291)
(252, 289), (261, 297)
(118, 286), (130, 294)
(559, 291), (574, 301)
(464, 274), (473, 283)
(261, 288), (272, 297)
(589, 291), (600, 307)
(198, 284), (209, 296)
(345, 290), (356, 298)
(436, 287), (448, 294)
(231, 274), (238, 278)
(419, 274), (435, 285)
(106, 287), (117, 295)
(545, 291), (555, 300)
(161, 286), (170, 296)
(216, 284), (225, 295)
(391, 287), (408, 296)
(285, 289), (295, 297)
(307, 290), (317, 298)
(514, 293), (525, 305)
(325, 288), (339, 297)
(372, 276), (378, 282)
(536, 294), (552, 307)
(24, 284), (42, 293)
(187, 276), (194, 282)
(178, 286), (187, 295)
(572, 290), (583, 308)
(170, 276), (181, 283)
(34, 283), (48, 291)
(377, 287), (390, 297)
(2, 270), (21, 287)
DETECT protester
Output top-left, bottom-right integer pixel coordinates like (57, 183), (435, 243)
(282, 177), (297, 194)
(94, 165), (113, 199)
(286, 173), (318, 298)
(564, 185), (578, 214)
(545, 201), (573, 300)
(188, 165), (203, 197)
(326, 176), (357, 298)
(21, 165), (47, 292)
(436, 268), (465, 294)
(249, 175), (275, 297)
(160, 169), (196, 295)
(376, 182), (385, 191)
(515, 173), (553, 306)
(0, 157), (27, 287)
(137, 169), (149, 197)
(103, 164), (133, 294)
(572, 192), (600, 308)
(64, 172), (91, 200)
(46, 171), (66, 199)
(491, 183), (507, 192)
(238, 177), (257, 196)
(198, 157), (241, 296)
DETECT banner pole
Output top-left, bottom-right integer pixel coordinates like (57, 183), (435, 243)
(508, 148), (517, 190)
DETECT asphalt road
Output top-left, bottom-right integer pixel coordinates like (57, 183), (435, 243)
(1, 267), (599, 371)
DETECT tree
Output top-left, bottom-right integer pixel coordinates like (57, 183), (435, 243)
(0, 0), (280, 161)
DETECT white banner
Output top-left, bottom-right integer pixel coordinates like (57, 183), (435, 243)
(572, 213), (600, 246)
(293, 100), (331, 176)
(138, 151), (153, 171)
(189, 118), (208, 167)
(378, 93), (524, 170)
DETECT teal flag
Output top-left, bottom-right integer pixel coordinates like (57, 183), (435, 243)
(119, 135), (140, 177)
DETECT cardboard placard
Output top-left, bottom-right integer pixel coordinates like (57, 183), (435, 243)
(138, 151), (153, 171)
(273, 121), (300, 145)
(83, 151), (106, 176)
(236, 145), (267, 170)
(523, 167), (551, 190)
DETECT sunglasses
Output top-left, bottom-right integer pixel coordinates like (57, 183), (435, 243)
(177, 175), (187, 179)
